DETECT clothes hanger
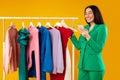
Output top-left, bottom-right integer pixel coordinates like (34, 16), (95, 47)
(29, 22), (34, 27)
(10, 21), (15, 26)
(54, 22), (62, 27)
(22, 22), (25, 29)
(45, 22), (54, 28)
(37, 22), (42, 27)
(10, 21), (13, 26)
(10, 21), (15, 28)
(61, 20), (78, 32)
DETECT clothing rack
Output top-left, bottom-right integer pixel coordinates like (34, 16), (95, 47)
(1, 16), (78, 80)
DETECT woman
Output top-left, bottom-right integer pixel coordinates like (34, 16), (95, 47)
(70, 5), (108, 80)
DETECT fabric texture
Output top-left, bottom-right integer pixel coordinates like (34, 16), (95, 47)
(78, 69), (105, 80)
(4, 26), (20, 74)
(38, 26), (53, 80)
(64, 45), (71, 80)
(50, 26), (73, 80)
(48, 28), (64, 74)
(28, 51), (36, 77)
(27, 26), (40, 80)
(18, 28), (30, 80)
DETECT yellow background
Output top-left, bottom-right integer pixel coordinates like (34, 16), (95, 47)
(0, 0), (120, 80)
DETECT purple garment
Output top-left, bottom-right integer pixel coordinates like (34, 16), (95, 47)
(49, 28), (64, 74)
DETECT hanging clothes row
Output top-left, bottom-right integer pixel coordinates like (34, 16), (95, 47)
(3, 22), (73, 80)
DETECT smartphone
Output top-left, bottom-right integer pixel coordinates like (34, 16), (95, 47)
(77, 24), (84, 30)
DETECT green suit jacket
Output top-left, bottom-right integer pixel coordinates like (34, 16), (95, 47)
(70, 24), (108, 71)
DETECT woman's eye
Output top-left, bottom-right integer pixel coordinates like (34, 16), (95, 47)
(88, 12), (92, 14)
(85, 12), (93, 15)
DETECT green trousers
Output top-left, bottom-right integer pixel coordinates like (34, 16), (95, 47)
(78, 69), (105, 80)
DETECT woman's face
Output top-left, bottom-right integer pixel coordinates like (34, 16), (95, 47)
(85, 8), (94, 23)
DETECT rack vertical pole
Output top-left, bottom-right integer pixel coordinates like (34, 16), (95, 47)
(72, 19), (75, 80)
(2, 19), (6, 80)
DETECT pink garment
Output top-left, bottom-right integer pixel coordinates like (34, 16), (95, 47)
(3, 26), (20, 74)
(27, 26), (40, 80)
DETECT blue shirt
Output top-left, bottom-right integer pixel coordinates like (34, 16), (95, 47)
(39, 26), (53, 80)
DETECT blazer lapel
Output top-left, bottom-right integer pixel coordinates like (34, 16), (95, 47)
(89, 24), (98, 35)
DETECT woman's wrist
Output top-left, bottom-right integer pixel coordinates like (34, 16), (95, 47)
(86, 35), (91, 40)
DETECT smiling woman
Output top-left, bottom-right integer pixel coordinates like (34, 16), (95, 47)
(85, 8), (95, 24)
(84, 5), (104, 25)
(70, 5), (108, 80)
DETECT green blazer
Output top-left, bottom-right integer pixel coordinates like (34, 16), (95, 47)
(70, 24), (108, 71)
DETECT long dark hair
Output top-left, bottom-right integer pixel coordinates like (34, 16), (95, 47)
(84, 5), (104, 24)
